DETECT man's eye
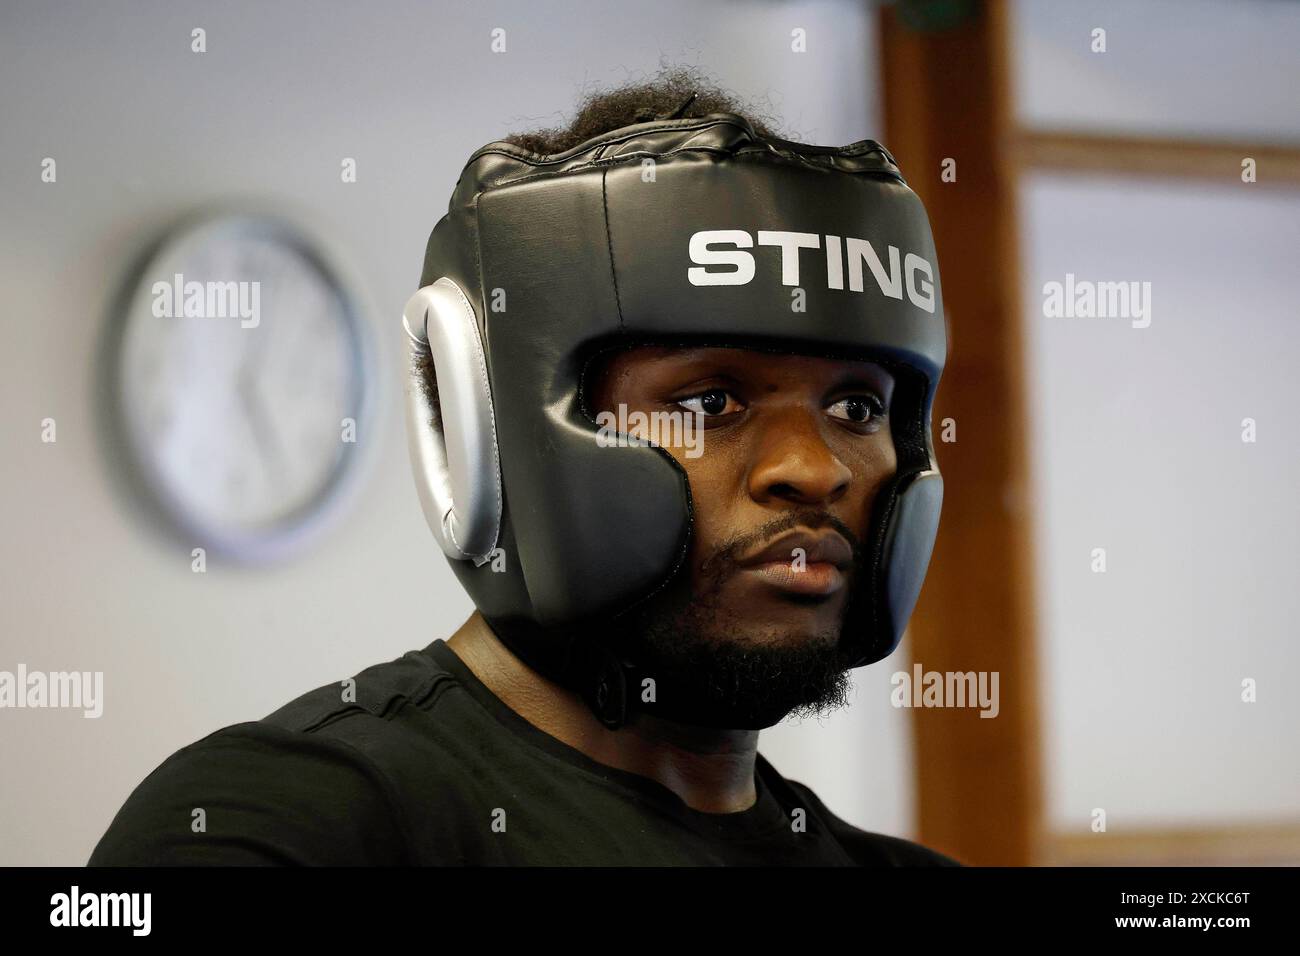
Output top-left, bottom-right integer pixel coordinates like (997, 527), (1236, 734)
(827, 395), (885, 424)
(676, 388), (741, 417)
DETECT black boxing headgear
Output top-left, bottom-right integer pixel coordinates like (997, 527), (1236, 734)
(404, 112), (945, 730)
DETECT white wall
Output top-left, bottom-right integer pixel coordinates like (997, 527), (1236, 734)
(1021, 176), (1300, 830)
(1012, 0), (1300, 140)
(0, 0), (908, 865)
(1012, 0), (1300, 834)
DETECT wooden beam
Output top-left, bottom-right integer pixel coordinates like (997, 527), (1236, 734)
(1014, 130), (1300, 186)
(878, 0), (1044, 866)
(1046, 822), (1300, 866)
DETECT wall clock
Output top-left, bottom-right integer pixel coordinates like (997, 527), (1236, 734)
(114, 211), (374, 562)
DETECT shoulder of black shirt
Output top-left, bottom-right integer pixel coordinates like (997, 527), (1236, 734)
(89, 641), (963, 867)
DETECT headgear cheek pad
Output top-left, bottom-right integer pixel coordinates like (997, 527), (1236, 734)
(404, 113), (946, 729)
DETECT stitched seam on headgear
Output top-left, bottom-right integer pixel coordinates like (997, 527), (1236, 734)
(599, 166), (625, 332)
(445, 508), (464, 553)
(575, 341), (693, 624)
(450, 275), (502, 554)
(481, 143), (902, 197)
(479, 143), (735, 194)
(866, 365), (930, 659)
(463, 116), (905, 196)
(464, 116), (751, 168)
(733, 141), (895, 162)
(608, 446), (695, 622)
(465, 192), (499, 546)
(730, 146), (904, 182)
(869, 478), (903, 652)
(470, 192), (487, 343)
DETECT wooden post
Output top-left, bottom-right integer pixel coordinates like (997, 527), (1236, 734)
(878, 0), (1044, 866)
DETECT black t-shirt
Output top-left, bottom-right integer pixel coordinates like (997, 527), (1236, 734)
(88, 639), (959, 866)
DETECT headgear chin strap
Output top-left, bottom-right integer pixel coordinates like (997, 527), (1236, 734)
(404, 112), (946, 730)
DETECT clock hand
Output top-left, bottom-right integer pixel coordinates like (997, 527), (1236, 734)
(237, 349), (287, 485)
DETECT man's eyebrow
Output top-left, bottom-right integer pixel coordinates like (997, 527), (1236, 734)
(662, 371), (746, 392)
(834, 362), (893, 378)
(631, 350), (744, 373)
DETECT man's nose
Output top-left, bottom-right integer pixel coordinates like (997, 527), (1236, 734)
(745, 404), (852, 507)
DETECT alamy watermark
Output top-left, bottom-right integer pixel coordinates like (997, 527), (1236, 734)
(595, 405), (705, 458)
(152, 272), (260, 328)
(0, 665), (103, 718)
(1042, 273), (1151, 329)
(891, 663), (999, 718)
(50, 886), (150, 935)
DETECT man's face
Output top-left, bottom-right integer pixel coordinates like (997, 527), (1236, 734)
(585, 344), (897, 728)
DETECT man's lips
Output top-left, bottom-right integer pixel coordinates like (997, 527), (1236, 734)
(736, 529), (854, 597)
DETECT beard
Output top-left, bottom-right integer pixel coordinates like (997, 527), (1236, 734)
(606, 509), (866, 730)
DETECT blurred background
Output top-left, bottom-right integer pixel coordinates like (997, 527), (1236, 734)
(1, 0), (1296, 866)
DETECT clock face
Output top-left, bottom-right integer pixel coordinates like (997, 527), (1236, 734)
(116, 215), (371, 561)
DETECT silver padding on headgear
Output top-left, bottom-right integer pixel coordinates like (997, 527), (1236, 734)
(402, 278), (501, 564)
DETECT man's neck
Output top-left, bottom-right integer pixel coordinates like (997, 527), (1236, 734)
(445, 611), (762, 813)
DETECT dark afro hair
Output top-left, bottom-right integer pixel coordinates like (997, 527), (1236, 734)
(415, 65), (785, 410)
(498, 63), (784, 155)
